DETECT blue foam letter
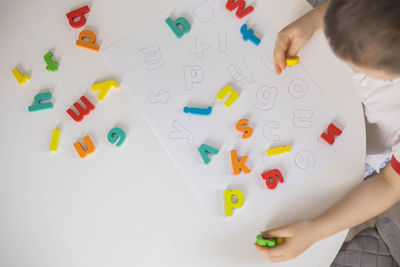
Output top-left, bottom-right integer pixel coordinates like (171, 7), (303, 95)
(240, 24), (260, 46)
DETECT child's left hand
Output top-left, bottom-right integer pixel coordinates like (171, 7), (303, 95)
(254, 220), (319, 262)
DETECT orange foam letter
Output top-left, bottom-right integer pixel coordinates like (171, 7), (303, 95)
(236, 119), (253, 139)
(74, 136), (95, 159)
(76, 30), (99, 52)
(231, 150), (251, 175)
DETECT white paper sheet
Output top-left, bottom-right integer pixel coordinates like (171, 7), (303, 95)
(102, 0), (359, 236)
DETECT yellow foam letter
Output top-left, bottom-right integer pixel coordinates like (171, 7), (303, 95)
(91, 80), (119, 101)
(216, 86), (239, 108)
(50, 129), (61, 152)
(12, 68), (30, 85)
(224, 189), (244, 217)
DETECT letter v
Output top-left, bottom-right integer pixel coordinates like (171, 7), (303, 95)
(198, 144), (219, 164)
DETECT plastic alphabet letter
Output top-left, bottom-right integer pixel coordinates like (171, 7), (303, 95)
(286, 56), (299, 66)
(216, 86), (239, 108)
(165, 17), (191, 39)
(50, 129), (61, 152)
(76, 30), (99, 52)
(240, 24), (260, 46)
(12, 68), (30, 85)
(267, 146), (291, 156)
(107, 127), (126, 147)
(91, 80), (119, 101)
(225, 0), (254, 19)
(198, 144), (219, 164)
(236, 119), (253, 139)
(231, 150), (251, 175)
(73, 136), (95, 159)
(320, 123), (342, 145)
(66, 5), (90, 28)
(28, 92), (53, 112)
(224, 189), (244, 217)
(256, 233), (277, 247)
(44, 52), (59, 72)
(261, 169), (284, 190)
(183, 106), (212, 116)
(66, 96), (95, 122)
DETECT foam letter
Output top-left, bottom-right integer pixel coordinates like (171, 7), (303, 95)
(236, 119), (253, 139)
(91, 80), (119, 101)
(12, 68), (30, 85)
(183, 106), (212, 116)
(216, 86), (239, 108)
(267, 146), (291, 156)
(240, 24), (260, 46)
(165, 17), (191, 39)
(44, 52), (59, 72)
(231, 150), (251, 175)
(28, 92), (53, 112)
(50, 129), (61, 152)
(320, 123), (342, 145)
(224, 189), (244, 217)
(198, 144), (219, 164)
(261, 169), (284, 190)
(66, 5), (90, 28)
(76, 30), (99, 52)
(225, 0), (254, 19)
(74, 136), (95, 159)
(66, 96), (95, 122)
(107, 127), (126, 147)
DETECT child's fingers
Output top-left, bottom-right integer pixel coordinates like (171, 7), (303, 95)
(273, 33), (290, 74)
(262, 226), (291, 238)
(254, 244), (288, 262)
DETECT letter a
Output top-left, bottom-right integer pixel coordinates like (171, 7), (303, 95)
(76, 30), (99, 52)
(261, 169), (284, 190)
(66, 5), (90, 28)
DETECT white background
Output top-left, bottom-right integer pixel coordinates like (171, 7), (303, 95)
(0, 0), (365, 266)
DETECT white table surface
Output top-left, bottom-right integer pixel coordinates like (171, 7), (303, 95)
(0, 0), (365, 266)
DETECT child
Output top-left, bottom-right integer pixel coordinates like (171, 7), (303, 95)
(255, 0), (400, 262)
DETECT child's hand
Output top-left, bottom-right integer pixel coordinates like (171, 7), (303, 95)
(273, 18), (316, 75)
(273, 1), (330, 74)
(254, 220), (319, 262)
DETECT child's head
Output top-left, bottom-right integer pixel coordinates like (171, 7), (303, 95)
(324, 0), (400, 80)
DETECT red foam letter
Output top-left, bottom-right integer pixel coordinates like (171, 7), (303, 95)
(226, 0), (254, 19)
(320, 123), (342, 145)
(67, 96), (95, 122)
(66, 5), (90, 28)
(261, 169), (284, 190)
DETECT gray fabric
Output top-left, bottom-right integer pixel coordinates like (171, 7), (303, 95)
(377, 218), (400, 265)
(331, 218), (400, 267)
(306, 0), (328, 8)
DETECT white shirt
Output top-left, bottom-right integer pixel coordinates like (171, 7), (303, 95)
(352, 73), (400, 170)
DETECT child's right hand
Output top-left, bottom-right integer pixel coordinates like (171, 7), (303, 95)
(254, 220), (319, 262)
(273, 0), (330, 74)
(273, 18), (317, 75)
